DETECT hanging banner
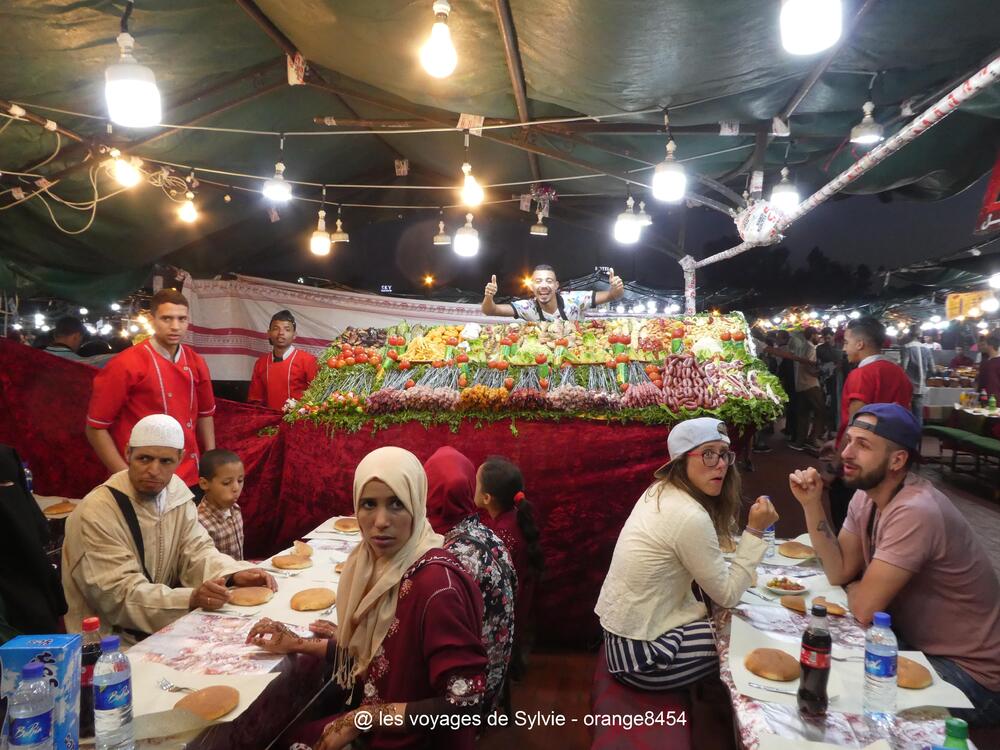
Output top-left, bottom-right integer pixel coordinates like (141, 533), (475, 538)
(945, 290), (993, 320)
(974, 148), (1000, 235)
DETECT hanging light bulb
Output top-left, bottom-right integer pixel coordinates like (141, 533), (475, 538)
(652, 140), (686, 203)
(108, 150), (142, 188)
(779, 0), (842, 55)
(848, 310), (861, 319)
(460, 162), (484, 207)
(990, 273), (1000, 290)
(770, 167), (800, 214)
(104, 4), (161, 128)
(433, 219), (451, 245)
(453, 213), (479, 257)
(636, 200), (652, 227)
(330, 206), (350, 243)
(178, 191), (198, 223)
(110, 303), (121, 311)
(615, 304), (626, 315)
(310, 209), (331, 256)
(613, 196), (641, 245)
(420, 0), (458, 78)
(984, 297), (1000, 313)
(263, 161), (293, 202)
(646, 300), (658, 314)
(530, 210), (548, 236)
(850, 101), (884, 144)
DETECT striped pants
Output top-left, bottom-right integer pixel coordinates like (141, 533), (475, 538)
(604, 620), (718, 691)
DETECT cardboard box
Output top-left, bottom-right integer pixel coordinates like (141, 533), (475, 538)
(1, 634), (81, 750)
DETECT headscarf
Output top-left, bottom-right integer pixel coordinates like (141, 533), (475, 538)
(0, 446), (67, 637)
(334, 447), (443, 687)
(424, 446), (478, 535)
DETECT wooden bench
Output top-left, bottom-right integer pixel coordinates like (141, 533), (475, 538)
(590, 647), (692, 749)
(923, 416), (1000, 501)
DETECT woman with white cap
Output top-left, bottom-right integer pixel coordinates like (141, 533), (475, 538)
(595, 417), (778, 690)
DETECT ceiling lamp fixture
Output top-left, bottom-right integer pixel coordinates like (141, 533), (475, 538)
(850, 101), (884, 145)
(990, 273), (1000, 290)
(433, 219), (451, 245)
(530, 210), (548, 236)
(330, 205), (350, 243)
(310, 190), (331, 256)
(779, 0), (842, 56)
(459, 132), (484, 207)
(453, 213), (479, 257)
(104, 1), (161, 128)
(980, 296), (999, 313)
(108, 150), (143, 188)
(263, 160), (292, 203)
(770, 166), (799, 215)
(636, 200), (652, 227)
(613, 196), (641, 245)
(420, 0), (458, 78)
(178, 191), (198, 223)
(652, 133), (686, 203)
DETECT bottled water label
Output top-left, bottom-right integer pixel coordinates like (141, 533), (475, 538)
(95, 676), (132, 710)
(865, 651), (897, 678)
(9, 713), (53, 746)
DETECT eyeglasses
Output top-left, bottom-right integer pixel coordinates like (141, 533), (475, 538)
(688, 449), (737, 468)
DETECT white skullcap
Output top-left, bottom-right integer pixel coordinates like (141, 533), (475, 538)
(129, 414), (185, 450)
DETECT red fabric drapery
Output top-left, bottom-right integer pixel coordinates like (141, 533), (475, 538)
(0, 339), (749, 644)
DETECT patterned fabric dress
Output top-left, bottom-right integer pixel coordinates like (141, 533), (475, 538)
(444, 516), (516, 715)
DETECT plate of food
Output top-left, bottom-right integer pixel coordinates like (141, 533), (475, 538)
(765, 576), (809, 595)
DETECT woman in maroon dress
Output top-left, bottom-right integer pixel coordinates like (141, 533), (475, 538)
(247, 446), (487, 750)
(474, 456), (544, 677)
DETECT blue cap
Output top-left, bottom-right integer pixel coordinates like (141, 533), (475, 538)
(873, 611), (891, 628)
(21, 662), (45, 680)
(100, 635), (120, 652)
(851, 403), (921, 454)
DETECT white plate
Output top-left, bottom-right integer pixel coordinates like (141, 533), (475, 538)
(765, 577), (809, 596)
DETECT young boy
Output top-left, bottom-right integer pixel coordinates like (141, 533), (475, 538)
(196, 449), (246, 560)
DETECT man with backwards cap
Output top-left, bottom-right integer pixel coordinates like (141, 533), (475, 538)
(63, 415), (276, 643)
(247, 309), (319, 411)
(789, 404), (1000, 726)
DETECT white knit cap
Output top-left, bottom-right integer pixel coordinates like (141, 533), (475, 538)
(129, 414), (185, 450)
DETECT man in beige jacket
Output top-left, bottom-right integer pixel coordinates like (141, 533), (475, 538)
(63, 414), (275, 642)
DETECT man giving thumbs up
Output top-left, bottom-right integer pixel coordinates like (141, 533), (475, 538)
(481, 265), (624, 321)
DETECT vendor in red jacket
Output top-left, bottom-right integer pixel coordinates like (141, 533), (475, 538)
(85, 289), (216, 486)
(247, 310), (318, 411)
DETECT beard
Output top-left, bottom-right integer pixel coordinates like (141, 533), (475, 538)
(843, 457), (890, 491)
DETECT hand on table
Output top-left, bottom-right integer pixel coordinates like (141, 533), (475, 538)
(190, 577), (230, 611)
(789, 467), (824, 507)
(245, 617), (309, 655)
(316, 712), (362, 750)
(230, 568), (278, 591)
(747, 495), (778, 532)
(309, 619), (337, 640)
(484, 274), (498, 299)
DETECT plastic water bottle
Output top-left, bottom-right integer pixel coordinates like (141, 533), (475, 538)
(863, 611), (898, 726)
(21, 462), (33, 493)
(6, 661), (54, 750)
(763, 524), (776, 558)
(93, 636), (135, 750)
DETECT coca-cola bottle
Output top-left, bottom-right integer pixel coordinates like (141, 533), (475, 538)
(797, 603), (832, 716)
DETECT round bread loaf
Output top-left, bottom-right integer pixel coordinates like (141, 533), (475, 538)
(812, 596), (846, 616)
(334, 517), (360, 533)
(780, 595), (807, 614)
(744, 648), (800, 682)
(228, 587), (273, 606)
(290, 588), (337, 611)
(175, 685), (240, 720)
(293, 540), (314, 557)
(43, 501), (77, 517)
(898, 656), (933, 689)
(271, 554), (313, 570)
(778, 541), (815, 559)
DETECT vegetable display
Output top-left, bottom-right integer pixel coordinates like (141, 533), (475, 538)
(288, 313), (786, 432)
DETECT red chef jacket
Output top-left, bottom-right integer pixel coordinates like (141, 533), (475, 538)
(86, 339), (216, 485)
(247, 346), (318, 411)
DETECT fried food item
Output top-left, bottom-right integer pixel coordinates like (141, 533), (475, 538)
(778, 541), (815, 559)
(898, 656), (933, 689)
(812, 596), (846, 616)
(271, 554), (313, 570)
(290, 588), (337, 612)
(175, 686), (240, 720)
(745, 648), (801, 682)
(228, 587), (274, 606)
(780, 595), (807, 614)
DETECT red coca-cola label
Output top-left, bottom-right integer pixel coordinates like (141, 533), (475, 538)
(81, 664), (95, 687)
(800, 644), (831, 669)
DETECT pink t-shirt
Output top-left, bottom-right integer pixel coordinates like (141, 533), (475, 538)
(844, 474), (1000, 690)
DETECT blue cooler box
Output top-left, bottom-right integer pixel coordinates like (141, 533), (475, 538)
(1, 634), (82, 750)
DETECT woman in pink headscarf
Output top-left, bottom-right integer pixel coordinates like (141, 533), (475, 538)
(424, 446), (516, 717)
